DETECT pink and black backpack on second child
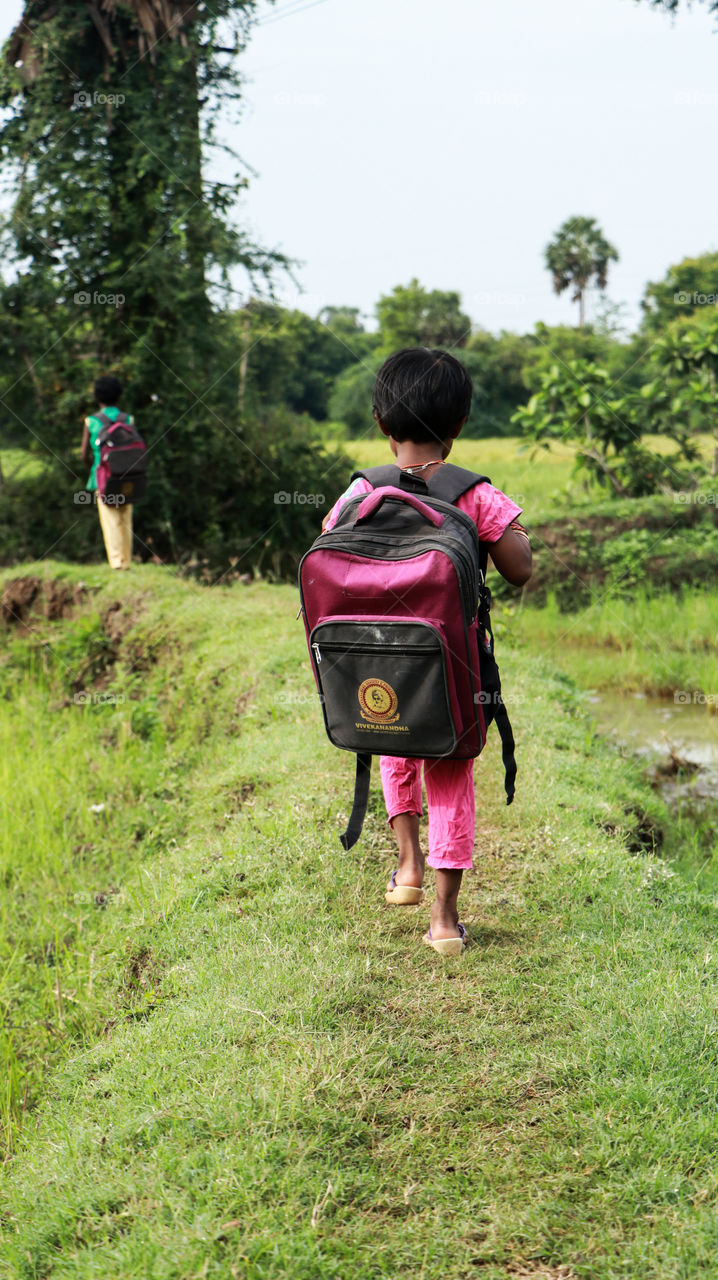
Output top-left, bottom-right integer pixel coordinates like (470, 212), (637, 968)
(299, 464), (516, 849)
(95, 411), (148, 504)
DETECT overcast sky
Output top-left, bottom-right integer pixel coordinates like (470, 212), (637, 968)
(5, 0), (718, 333)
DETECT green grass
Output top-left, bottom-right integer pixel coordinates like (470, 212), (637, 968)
(345, 433), (716, 524)
(3, 566), (718, 1277)
(346, 435), (582, 517)
(504, 588), (718, 699)
(0, 449), (48, 482)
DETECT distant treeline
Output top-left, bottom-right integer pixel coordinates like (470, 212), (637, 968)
(235, 259), (718, 442)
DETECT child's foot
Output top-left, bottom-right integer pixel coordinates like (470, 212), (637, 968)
(424, 867), (465, 952)
(423, 922), (466, 956)
(385, 854), (425, 905)
(423, 908), (467, 955)
(424, 904), (462, 942)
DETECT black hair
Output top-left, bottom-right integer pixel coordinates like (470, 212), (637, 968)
(373, 347), (472, 443)
(93, 374), (123, 406)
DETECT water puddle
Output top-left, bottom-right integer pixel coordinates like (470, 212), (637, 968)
(587, 691), (718, 801)
(586, 689), (718, 883)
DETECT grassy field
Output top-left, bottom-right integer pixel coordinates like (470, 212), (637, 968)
(2, 565), (718, 1277)
(345, 433), (715, 523)
(503, 588), (718, 699)
(346, 436), (581, 517)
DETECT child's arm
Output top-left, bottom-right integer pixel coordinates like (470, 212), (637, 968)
(487, 521), (532, 587)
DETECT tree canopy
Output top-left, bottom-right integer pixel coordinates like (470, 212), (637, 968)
(641, 253), (718, 332)
(375, 279), (471, 350)
(0, 0), (343, 568)
(545, 217), (619, 328)
(634, 0), (718, 10)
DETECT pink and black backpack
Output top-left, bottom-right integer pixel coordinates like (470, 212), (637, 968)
(299, 464), (516, 849)
(95, 411), (148, 504)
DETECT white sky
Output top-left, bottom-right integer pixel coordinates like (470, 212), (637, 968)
(5, 0), (718, 333)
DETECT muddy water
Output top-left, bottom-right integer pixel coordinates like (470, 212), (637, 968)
(587, 690), (718, 801)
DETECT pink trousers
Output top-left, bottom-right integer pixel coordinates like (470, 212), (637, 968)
(379, 755), (475, 870)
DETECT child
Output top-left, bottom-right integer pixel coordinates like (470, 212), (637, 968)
(322, 347), (531, 956)
(80, 375), (135, 570)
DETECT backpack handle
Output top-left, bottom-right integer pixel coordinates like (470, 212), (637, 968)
(355, 485), (445, 528)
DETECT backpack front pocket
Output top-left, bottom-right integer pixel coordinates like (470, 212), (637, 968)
(310, 617), (457, 758)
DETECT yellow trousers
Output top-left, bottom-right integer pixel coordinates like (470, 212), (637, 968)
(97, 498), (133, 569)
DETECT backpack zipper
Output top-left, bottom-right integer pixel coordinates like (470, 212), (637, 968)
(313, 641), (440, 661)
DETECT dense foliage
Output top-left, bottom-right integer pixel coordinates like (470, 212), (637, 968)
(512, 358), (700, 497)
(0, 0), (716, 573)
(0, 0), (340, 569)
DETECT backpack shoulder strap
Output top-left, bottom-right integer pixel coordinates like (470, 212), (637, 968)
(352, 462), (493, 574)
(350, 464), (401, 488)
(339, 753), (372, 850)
(425, 463), (491, 503)
(95, 409), (129, 436)
(352, 462), (491, 503)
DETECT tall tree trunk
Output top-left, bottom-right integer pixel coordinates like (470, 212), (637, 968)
(238, 309), (250, 414)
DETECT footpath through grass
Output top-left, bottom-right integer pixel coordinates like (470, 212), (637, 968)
(2, 565), (718, 1278)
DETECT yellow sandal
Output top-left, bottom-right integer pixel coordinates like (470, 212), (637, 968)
(385, 869), (424, 906)
(423, 923), (467, 956)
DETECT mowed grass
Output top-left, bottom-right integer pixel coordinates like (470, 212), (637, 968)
(2, 566), (718, 1277)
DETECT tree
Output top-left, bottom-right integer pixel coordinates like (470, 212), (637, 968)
(545, 217), (619, 328)
(512, 359), (699, 497)
(521, 321), (648, 399)
(461, 330), (533, 436)
(640, 311), (718, 475)
(328, 361), (378, 437)
(234, 301), (378, 421)
(376, 279), (471, 350)
(634, 1), (718, 11)
(0, 0), (305, 563)
(641, 253), (718, 333)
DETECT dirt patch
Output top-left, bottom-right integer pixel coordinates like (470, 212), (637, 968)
(101, 600), (132, 646)
(626, 807), (663, 854)
(600, 806), (663, 855)
(120, 945), (164, 1022)
(44, 580), (88, 621)
(1, 576), (89, 627)
(227, 779), (262, 809)
(508, 1267), (575, 1280)
(123, 945), (160, 993)
(1, 576), (41, 625)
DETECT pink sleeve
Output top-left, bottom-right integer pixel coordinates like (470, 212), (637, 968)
(322, 476), (373, 532)
(456, 483), (523, 543)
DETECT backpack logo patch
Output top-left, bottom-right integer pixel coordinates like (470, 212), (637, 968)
(358, 678), (399, 724)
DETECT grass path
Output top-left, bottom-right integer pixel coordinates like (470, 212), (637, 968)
(2, 568), (718, 1278)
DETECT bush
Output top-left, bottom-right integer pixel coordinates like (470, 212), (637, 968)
(0, 411), (350, 577)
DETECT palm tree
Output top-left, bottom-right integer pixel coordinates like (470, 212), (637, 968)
(545, 217), (619, 328)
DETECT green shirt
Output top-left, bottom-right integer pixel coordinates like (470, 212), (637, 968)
(85, 407), (132, 491)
